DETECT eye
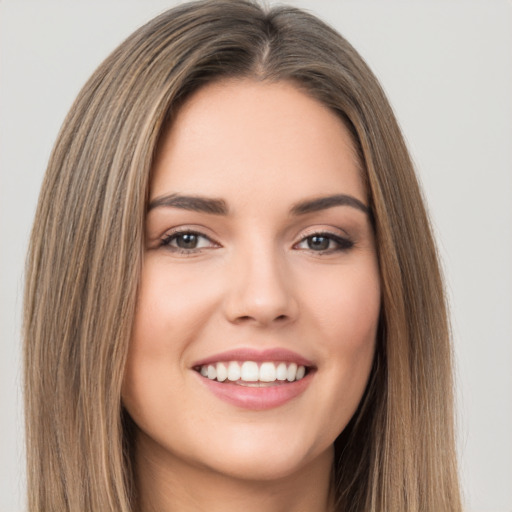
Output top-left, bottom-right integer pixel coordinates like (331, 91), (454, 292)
(161, 230), (217, 252)
(295, 233), (353, 252)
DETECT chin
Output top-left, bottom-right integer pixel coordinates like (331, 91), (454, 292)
(199, 450), (318, 482)
(188, 430), (333, 483)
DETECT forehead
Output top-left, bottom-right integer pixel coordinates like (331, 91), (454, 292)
(150, 79), (365, 207)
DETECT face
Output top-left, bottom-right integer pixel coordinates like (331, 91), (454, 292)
(122, 79), (381, 482)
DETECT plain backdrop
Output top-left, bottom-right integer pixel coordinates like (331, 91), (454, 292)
(1, 1), (511, 511)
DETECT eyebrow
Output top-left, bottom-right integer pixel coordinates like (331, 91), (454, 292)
(147, 193), (228, 215)
(147, 192), (369, 216)
(290, 194), (370, 216)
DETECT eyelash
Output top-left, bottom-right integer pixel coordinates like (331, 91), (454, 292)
(160, 229), (354, 255)
(160, 230), (217, 254)
(294, 232), (354, 253)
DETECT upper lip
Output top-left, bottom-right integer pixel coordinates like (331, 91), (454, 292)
(191, 348), (315, 369)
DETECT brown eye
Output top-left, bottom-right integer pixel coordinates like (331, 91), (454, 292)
(295, 232), (354, 253)
(161, 231), (216, 252)
(307, 235), (330, 251)
(175, 233), (199, 249)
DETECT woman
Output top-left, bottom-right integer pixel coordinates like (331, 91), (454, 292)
(23, 0), (462, 510)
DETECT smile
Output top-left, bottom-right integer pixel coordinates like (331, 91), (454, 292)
(196, 361), (308, 385)
(192, 349), (315, 410)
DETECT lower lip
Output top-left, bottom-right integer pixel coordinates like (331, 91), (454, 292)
(196, 372), (314, 410)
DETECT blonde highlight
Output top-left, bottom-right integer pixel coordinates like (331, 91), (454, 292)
(23, 1), (462, 510)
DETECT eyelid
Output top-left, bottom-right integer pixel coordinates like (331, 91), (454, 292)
(160, 225), (218, 240)
(297, 225), (351, 240)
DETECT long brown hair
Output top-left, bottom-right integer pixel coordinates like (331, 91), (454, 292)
(23, 1), (462, 510)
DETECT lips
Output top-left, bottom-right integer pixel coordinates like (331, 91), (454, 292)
(191, 348), (315, 410)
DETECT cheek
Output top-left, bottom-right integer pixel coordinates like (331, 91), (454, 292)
(324, 266), (380, 385)
(299, 261), (380, 438)
(130, 258), (221, 351)
(305, 260), (381, 348)
(121, 260), (215, 417)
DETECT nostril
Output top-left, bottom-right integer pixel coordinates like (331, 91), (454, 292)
(234, 314), (289, 324)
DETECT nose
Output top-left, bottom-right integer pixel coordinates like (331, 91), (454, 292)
(223, 243), (299, 327)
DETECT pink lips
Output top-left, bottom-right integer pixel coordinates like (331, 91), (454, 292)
(192, 347), (314, 368)
(192, 348), (315, 410)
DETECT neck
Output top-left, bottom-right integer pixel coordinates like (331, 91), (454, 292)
(134, 431), (335, 512)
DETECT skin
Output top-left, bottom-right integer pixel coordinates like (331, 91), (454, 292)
(122, 79), (381, 512)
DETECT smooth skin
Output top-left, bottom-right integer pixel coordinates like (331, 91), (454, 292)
(122, 79), (381, 512)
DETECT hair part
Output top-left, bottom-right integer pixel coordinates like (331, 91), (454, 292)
(23, 1), (462, 510)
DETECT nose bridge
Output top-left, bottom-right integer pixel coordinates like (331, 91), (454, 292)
(223, 234), (297, 326)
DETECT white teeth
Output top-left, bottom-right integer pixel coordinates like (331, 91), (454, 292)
(287, 362), (297, 382)
(198, 361), (308, 383)
(276, 362), (288, 381)
(241, 361), (259, 382)
(227, 361), (241, 381)
(207, 364), (217, 380)
(216, 362), (228, 382)
(259, 362), (276, 382)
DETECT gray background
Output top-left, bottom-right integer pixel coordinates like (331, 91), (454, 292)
(1, 1), (511, 511)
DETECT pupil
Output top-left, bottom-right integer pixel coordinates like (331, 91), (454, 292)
(308, 236), (329, 251)
(177, 233), (198, 249)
